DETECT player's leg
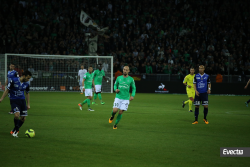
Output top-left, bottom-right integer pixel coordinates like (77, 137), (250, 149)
(79, 79), (83, 94)
(188, 97), (194, 112)
(78, 89), (93, 110)
(87, 95), (94, 111)
(109, 108), (119, 123)
(182, 89), (189, 108)
(8, 97), (14, 114)
(12, 112), (20, 137)
(98, 93), (104, 105)
(98, 85), (104, 104)
(245, 99), (250, 107)
(113, 110), (124, 129)
(19, 116), (26, 129)
(92, 92), (97, 104)
(94, 85), (104, 105)
(113, 100), (129, 129)
(17, 99), (28, 129)
(92, 85), (99, 105)
(202, 93), (209, 124)
(188, 90), (195, 112)
(109, 98), (120, 123)
(12, 101), (26, 137)
(192, 94), (200, 124)
(10, 100), (20, 135)
(203, 105), (209, 124)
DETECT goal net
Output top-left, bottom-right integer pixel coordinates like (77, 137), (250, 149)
(3, 54), (113, 93)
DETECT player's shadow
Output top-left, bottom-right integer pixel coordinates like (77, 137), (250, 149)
(0, 132), (8, 136)
(0, 132), (26, 138)
(102, 123), (113, 128)
(178, 119), (193, 122)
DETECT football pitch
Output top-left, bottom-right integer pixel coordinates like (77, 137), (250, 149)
(0, 92), (249, 167)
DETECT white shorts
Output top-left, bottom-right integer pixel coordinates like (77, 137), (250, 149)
(113, 98), (130, 111)
(95, 85), (102, 93)
(85, 89), (93, 97)
(79, 79), (83, 86)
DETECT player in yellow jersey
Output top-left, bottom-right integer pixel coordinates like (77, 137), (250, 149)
(182, 67), (195, 112)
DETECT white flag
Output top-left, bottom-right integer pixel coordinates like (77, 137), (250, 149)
(80, 10), (109, 36)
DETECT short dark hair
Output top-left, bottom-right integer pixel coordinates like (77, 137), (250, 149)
(190, 67), (194, 69)
(22, 70), (32, 76)
(10, 63), (15, 66)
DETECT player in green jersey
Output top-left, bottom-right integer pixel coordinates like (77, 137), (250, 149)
(109, 66), (136, 129)
(78, 66), (95, 111)
(92, 63), (109, 105)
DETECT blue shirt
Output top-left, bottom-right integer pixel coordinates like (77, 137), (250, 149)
(7, 70), (19, 83)
(7, 78), (30, 100)
(193, 73), (211, 93)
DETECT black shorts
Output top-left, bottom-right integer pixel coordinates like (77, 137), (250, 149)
(10, 99), (28, 116)
(194, 92), (209, 106)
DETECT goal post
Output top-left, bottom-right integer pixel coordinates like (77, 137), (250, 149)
(3, 54), (113, 93)
(0, 54), (6, 91)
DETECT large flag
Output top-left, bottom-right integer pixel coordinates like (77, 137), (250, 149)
(80, 10), (109, 36)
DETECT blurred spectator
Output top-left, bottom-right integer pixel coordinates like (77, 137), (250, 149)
(146, 62), (152, 74)
(102, 60), (109, 72)
(15, 65), (23, 76)
(28, 65), (35, 73)
(115, 70), (122, 80)
(0, 0), (249, 77)
(216, 72), (223, 83)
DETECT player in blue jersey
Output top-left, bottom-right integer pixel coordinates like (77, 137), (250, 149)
(4, 63), (19, 114)
(0, 71), (32, 137)
(193, 65), (211, 124)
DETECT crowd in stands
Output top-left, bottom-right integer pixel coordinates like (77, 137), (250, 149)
(1, 0), (250, 77)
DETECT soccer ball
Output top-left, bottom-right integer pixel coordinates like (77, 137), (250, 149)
(25, 129), (35, 138)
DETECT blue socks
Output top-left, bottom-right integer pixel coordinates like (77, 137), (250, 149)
(195, 107), (199, 121)
(204, 108), (208, 119)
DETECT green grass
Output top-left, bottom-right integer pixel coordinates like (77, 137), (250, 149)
(0, 93), (250, 167)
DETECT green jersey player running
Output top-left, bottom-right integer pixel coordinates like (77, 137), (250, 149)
(92, 63), (109, 105)
(78, 66), (95, 111)
(109, 66), (136, 129)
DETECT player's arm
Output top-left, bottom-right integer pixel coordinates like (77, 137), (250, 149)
(130, 79), (136, 101)
(114, 79), (120, 93)
(183, 76), (187, 86)
(0, 79), (13, 102)
(92, 79), (96, 92)
(101, 71), (108, 82)
(207, 75), (211, 94)
(244, 79), (250, 89)
(25, 85), (30, 109)
(5, 79), (8, 86)
(5, 72), (8, 86)
(193, 77), (199, 96)
(82, 78), (85, 91)
(26, 93), (30, 109)
(0, 89), (9, 102)
(103, 76), (108, 82)
(15, 71), (19, 78)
